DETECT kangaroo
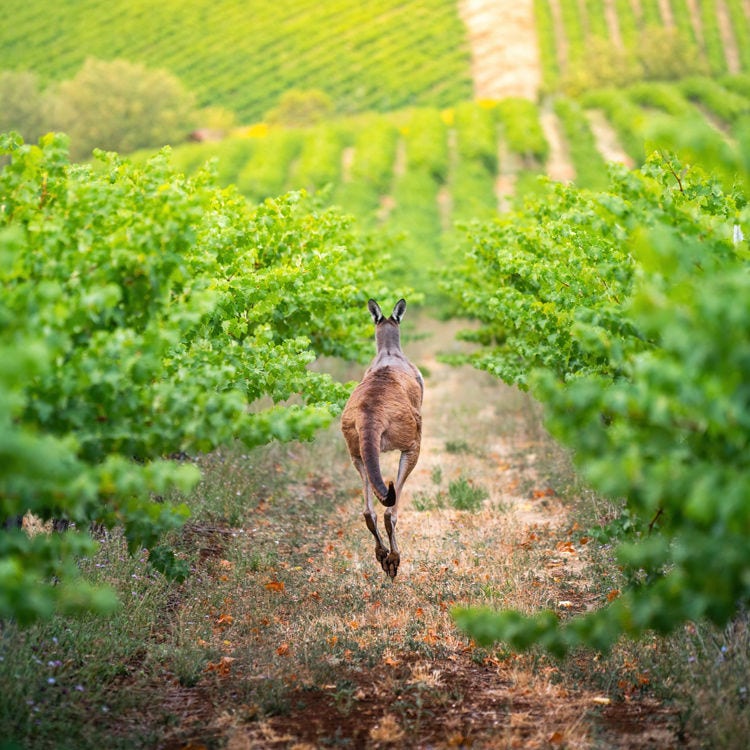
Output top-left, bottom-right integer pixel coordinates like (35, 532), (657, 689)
(341, 298), (423, 578)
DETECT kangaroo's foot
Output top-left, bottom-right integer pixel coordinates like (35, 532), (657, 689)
(375, 545), (389, 568)
(383, 551), (400, 578)
(383, 512), (400, 578)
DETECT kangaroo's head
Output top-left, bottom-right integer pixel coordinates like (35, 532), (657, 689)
(368, 298), (406, 352)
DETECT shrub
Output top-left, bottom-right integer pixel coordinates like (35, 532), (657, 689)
(48, 58), (196, 159)
(265, 89), (334, 128)
(448, 476), (488, 511)
(563, 28), (707, 97)
(0, 70), (51, 142)
(636, 27), (709, 80)
(562, 38), (641, 97)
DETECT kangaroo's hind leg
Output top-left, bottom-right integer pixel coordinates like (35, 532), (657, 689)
(353, 457), (389, 569)
(383, 447), (420, 579)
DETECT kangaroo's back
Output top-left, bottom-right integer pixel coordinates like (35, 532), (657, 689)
(341, 298), (423, 579)
(342, 365), (422, 454)
(341, 298), (423, 462)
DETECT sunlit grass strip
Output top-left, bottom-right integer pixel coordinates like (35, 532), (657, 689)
(387, 168), (443, 290)
(388, 108), (448, 269)
(291, 122), (353, 193)
(614, 0), (639, 48)
(584, 0), (610, 39)
(334, 115), (400, 220)
(669, 0), (700, 46)
(638, 0), (664, 27)
(402, 107), (450, 182)
(698, 0), (729, 75)
(495, 98), (549, 164)
(207, 138), (260, 187)
(558, 0), (587, 68)
(236, 129), (304, 202)
(721, 72), (750, 98)
(449, 101), (499, 222)
(680, 76), (750, 123)
(348, 116), (400, 193)
(533, 0), (561, 91)
(451, 160), (498, 225)
(453, 101), (498, 173)
(724, 0), (750, 71)
(627, 81), (693, 116)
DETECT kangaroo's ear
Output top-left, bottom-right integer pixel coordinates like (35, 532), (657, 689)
(368, 299), (384, 324)
(392, 298), (407, 323)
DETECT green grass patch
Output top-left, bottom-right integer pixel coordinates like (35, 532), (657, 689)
(447, 476), (488, 512)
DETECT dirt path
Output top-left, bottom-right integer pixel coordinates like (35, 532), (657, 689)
(540, 104), (576, 182)
(548, 0), (570, 71)
(685, 0), (705, 47)
(458, 0), (541, 100)
(156, 316), (682, 749)
(495, 138), (518, 212)
(604, 0), (623, 48)
(586, 109), (635, 167)
(717, 0), (741, 74)
(657, 0), (675, 26)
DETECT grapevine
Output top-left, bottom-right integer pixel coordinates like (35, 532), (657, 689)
(0, 132), (391, 622)
(446, 153), (750, 653)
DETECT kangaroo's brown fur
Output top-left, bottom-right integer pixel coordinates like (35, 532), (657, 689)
(341, 298), (423, 578)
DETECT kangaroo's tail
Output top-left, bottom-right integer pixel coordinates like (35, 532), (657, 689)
(359, 427), (396, 507)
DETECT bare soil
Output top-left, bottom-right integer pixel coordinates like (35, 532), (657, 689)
(658, 0), (675, 27)
(459, 0), (582, 189)
(717, 0), (741, 74)
(585, 109), (635, 167)
(685, 0), (704, 47)
(539, 104), (576, 182)
(604, 0), (623, 49)
(458, 0), (541, 101)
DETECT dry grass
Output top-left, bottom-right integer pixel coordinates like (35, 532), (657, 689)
(0, 316), (689, 749)
(140, 316), (678, 748)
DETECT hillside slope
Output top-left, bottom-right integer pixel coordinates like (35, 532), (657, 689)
(0, 0), (473, 121)
(459, 0), (541, 100)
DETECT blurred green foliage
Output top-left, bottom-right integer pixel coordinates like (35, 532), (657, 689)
(50, 59), (197, 159)
(447, 154), (750, 653)
(0, 131), (392, 623)
(0, 59), (198, 159)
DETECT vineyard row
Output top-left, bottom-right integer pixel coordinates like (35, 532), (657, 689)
(535, 0), (750, 89)
(0, 0), (472, 121)
(155, 76), (750, 280)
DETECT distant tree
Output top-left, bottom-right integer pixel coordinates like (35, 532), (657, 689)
(193, 105), (237, 139)
(265, 89), (334, 127)
(637, 27), (709, 81)
(50, 58), (197, 159)
(563, 28), (707, 97)
(0, 70), (51, 142)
